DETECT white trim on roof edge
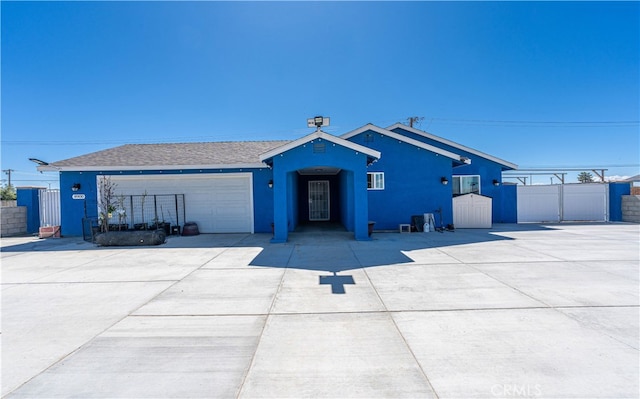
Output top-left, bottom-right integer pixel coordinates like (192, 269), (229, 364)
(37, 163), (269, 173)
(341, 124), (467, 163)
(386, 122), (518, 170)
(259, 130), (381, 162)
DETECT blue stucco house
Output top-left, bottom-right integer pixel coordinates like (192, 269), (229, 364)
(38, 122), (517, 242)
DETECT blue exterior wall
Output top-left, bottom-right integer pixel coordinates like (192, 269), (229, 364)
(16, 188), (42, 234)
(58, 168), (274, 237)
(391, 126), (515, 224)
(494, 183), (518, 223)
(252, 168), (275, 233)
(269, 137), (371, 242)
(60, 171), (100, 236)
(339, 170), (355, 231)
(346, 129), (454, 230)
(609, 182), (631, 222)
(286, 171), (298, 231)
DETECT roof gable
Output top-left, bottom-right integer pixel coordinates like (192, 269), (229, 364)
(259, 130), (381, 164)
(341, 124), (468, 164)
(387, 123), (518, 170)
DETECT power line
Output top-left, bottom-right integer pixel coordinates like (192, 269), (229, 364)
(519, 164), (639, 168)
(425, 118), (638, 128)
(429, 117), (638, 125)
(1, 118), (637, 146)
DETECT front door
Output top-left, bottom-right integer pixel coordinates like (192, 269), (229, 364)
(308, 180), (330, 221)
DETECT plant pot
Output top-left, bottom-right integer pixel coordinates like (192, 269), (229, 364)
(182, 222), (200, 236)
(134, 223), (148, 231)
(109, 224), (128, 231)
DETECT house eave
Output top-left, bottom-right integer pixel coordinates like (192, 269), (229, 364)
(37, 163), (269, 173)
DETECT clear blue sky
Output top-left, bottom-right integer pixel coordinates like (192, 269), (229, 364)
(2, 1), (638, 188)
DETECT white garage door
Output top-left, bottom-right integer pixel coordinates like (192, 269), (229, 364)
(109, 173), (254, 233)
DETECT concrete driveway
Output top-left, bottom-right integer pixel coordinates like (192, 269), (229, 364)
(2, 223), (638, 398)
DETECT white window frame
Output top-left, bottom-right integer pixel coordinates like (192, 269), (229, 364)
(453, 175), (481, 196)
(367, 172), (385, 190)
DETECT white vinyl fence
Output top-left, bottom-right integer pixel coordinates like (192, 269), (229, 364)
(517, 183), (609, 223)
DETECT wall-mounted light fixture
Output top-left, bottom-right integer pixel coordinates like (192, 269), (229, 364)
(493, 179), (500, 186)
(268, 180), (273, 188)
(441, 177), (449, 185)
(72, 183), (81, 191)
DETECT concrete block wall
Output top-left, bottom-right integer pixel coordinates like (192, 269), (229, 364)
(622, 195), (640, 223)
(1, 206), (28, 237)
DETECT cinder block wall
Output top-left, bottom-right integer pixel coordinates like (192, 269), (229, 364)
(622, 195), (640, 223)
(1, 206), (28, 236)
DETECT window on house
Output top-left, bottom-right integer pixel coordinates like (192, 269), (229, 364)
(453, 175), (480, 196)
(367, 172), (385, 190)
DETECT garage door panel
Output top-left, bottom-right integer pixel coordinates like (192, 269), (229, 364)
(110, 174), (254, 233)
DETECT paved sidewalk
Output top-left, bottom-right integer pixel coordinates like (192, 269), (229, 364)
(2, 223), (638, 398)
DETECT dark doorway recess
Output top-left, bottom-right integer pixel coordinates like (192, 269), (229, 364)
(297, 174), (342, 224)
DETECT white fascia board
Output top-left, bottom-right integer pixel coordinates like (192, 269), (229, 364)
(38, 163), (269, 172)
(259, 130), (380, 162)
(341, 124), (464, 162)
(387, 122), (518, 170)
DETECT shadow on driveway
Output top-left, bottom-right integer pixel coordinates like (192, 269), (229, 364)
(249, 223), (558, 268)
(246, 224), (558, 293)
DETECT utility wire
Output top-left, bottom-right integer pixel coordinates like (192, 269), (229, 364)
(2, 118), (637, 146)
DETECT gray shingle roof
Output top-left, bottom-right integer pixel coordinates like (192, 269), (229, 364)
(49, 141), (290, 169)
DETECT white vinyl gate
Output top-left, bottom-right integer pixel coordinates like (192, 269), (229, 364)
(517, 183), (609, 223)
(39, 189), (61, 227)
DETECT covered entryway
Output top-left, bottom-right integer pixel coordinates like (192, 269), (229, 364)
(109, 173), (254, 233)
(260, 131), (380, 242)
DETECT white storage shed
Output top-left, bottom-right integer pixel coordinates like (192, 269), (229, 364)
(453, 193), (492, 228)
